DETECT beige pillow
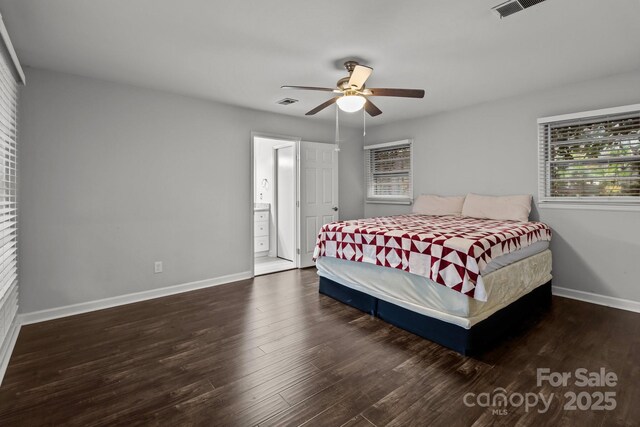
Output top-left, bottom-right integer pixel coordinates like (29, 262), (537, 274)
(412, 194), (466, 216)
(461, 193), (532, 222)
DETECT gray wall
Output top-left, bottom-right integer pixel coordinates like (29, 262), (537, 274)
(18, 68), (363, 313)
(18, 66), (639, 313)
(365, 70), (640, 303)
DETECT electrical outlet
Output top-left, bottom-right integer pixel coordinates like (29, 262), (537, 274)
(154, 261), (163, 274)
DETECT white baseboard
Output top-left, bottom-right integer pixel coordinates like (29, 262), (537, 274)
(15, 278), (640, 326)
(552, 286), (640, 313)
(18, 271), (253, 325)
(0, 320), (21, 386)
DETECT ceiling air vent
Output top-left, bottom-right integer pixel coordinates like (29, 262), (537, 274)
(518, 0), (547, 8)
(492, 0), (546, 18)
(276, 98), (298, 105)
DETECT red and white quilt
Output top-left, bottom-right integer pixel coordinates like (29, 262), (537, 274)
(313, 214), (551, 301)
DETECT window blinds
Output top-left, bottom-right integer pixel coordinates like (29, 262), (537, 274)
(538, 105), (640, 205)
(0, 18), (22, 363)
(364, 140), (413, 204)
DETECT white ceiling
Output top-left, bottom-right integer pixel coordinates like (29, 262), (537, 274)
(1, 0), (639, 124)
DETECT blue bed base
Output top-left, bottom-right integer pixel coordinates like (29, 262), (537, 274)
(318, 276), (552, 356)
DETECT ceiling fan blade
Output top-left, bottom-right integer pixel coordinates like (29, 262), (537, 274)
(364, 99), (382, 117)
(347, 65), (373, 90)
(305, 97), (339, 115)
(281, 85), (336, 92)
(368, 88), (425, 98)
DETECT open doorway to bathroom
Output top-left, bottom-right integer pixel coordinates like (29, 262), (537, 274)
(252, 135), (299, 276)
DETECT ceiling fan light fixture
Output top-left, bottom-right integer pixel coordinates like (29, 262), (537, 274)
(336, 94), (366, 113)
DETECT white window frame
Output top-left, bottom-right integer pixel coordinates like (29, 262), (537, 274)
(537, 104), (640, 211)
(364, 139), (413, 205)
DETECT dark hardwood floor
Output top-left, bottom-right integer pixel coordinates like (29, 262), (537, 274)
(0, 268), (638, 426)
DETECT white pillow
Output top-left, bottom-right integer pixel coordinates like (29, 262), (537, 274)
(461, 193), (532, 222)
(412, 194), (466, 216)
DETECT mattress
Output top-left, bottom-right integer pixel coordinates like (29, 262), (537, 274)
(316, 249), (552, 329)
(481, 240), (548, 274)
(313, 214), (552, 301)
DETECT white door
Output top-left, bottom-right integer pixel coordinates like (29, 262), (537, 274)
(276, 145), (296, 261)
(299, 141), (339, 268)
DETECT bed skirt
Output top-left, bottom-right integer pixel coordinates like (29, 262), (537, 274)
(318, 276), (552, 356)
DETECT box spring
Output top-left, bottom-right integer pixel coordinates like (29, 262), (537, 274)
(318, 276), (551, 356)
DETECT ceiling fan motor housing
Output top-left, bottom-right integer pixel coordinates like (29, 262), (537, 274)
(336, 77), (352, 91)
(343, 60), (360, 73)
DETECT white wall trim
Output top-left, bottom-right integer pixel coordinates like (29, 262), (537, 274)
(0, 320), (21, 385)
(538, 202), (640, 212)
(363, 139), (412, 151)
(552, 286), (640, 313)
(18, 271), (252, 326)
(537, 103), (640, 124)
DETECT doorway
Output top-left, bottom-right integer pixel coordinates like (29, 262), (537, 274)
(252, 135), (298, 275)
(251, 133), (339, 277)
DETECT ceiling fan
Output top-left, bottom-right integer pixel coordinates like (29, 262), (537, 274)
(282, 61), (425, 117)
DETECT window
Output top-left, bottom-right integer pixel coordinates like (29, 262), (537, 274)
(0, 18), (23, 352)
(538, 104), (640, 208)
(365, 139), (413, 204)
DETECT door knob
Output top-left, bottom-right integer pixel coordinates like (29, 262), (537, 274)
(332, 206), (338, 211)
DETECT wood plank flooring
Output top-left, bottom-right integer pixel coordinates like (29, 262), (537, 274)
(0, 268), (638, 426)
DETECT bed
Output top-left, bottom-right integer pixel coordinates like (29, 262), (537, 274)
(313, 210), (553, 355)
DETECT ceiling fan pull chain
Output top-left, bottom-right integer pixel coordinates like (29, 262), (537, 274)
(334, 104), (340, 152)
(363, 107), (366, 145)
